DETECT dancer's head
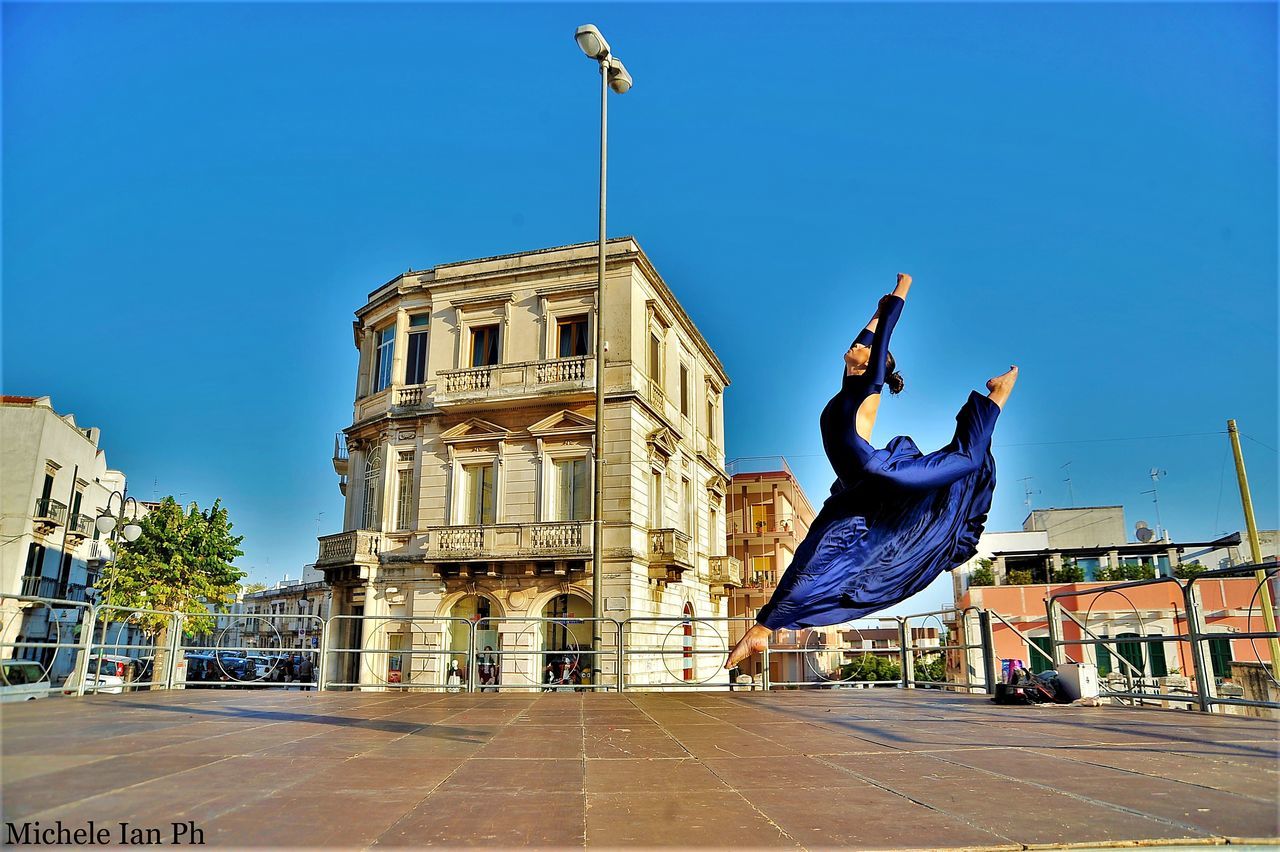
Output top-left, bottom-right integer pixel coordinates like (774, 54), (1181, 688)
(844, 344), (905, 394)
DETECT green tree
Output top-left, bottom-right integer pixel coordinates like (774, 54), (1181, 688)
(242, 581), (269, 594)
(1007, 569), (1034, 585)
(969, 558), (995, 587)
(1174, 560), (1207, 580)
(1054, 561), (1085, 583)
(840, 654), (901, 684)
(99, 497), (245, 640)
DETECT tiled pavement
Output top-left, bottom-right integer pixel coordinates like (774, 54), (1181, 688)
(2, 689), (1277, 849)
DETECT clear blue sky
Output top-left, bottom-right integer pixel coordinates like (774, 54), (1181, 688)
(4, 3), (1276, 613)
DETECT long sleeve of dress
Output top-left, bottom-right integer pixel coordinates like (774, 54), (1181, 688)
(822, 295), (904, 482)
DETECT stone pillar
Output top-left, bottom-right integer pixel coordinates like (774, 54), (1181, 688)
(391, 309), (409, 388)
(356, 329), (376, 398)
(994, 556), (1008, 585)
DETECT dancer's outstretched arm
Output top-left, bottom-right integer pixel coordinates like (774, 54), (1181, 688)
(849, 273), (912, 356)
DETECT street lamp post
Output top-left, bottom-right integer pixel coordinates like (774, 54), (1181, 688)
(575, 23), (632, 681)
(94, 490), (142, 642)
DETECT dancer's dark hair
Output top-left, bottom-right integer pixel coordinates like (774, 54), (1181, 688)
(886, 352), (905, 395)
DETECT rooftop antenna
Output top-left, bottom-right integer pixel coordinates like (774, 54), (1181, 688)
(1018, 476), (1040, 510)
(1061, 461), (1075, 507)
(1142, 468), (1168, 541)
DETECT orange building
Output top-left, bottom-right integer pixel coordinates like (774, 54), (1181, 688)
(951, 512), (1277, 697)
(725, 457), (835, 684)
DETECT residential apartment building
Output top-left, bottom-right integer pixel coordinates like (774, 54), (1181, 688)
(316, 239), (743, 689)
(0, 396), (133, 683)
(724, 456), (831, 685)
(241, 565), (331, 652)
(950, 505), (1275, 691)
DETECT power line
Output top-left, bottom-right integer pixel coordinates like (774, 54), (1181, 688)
(1242, 433), (1278, 454)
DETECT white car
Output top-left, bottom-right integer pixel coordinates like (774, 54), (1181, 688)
(65, 654), (139, 694)
(1, 660), (51, 701)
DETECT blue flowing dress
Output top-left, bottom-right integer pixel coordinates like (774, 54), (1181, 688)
(755, 295), (1000, 630)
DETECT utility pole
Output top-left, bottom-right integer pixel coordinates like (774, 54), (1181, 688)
(1227, 420), (1280, 680)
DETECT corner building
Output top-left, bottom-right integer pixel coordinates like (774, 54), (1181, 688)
(317, 239), (743, 689)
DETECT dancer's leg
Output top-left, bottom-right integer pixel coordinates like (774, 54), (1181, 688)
(877, 367), (1016, 490)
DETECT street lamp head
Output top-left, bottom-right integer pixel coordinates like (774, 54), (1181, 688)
(122, 523), (142, 543)
(575, 24), (610, 61)
(607, 58), (633, 94)
(96, 514), (117, 535)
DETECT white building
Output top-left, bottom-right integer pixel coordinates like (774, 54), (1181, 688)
(316, 239), (744, 690)
(0, 396), (136, 682)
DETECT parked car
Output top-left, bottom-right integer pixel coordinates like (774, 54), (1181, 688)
(1, 660), (51, 701)
(64, 654), (140, 694)
(244, 654), (281, 680)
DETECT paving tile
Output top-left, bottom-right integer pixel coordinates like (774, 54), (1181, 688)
(702, 755), (868, 790)
(376, 791), (585, 847)
(585, 758), (733, 793)
(1, 753), (224, 821)
(743, 786), (1013, 850)
(822, 752), (1204, 845)
(584, 727), (690, 759)
(1029, 745), (1280, 799)
(201, 787), (424, 847)
(941, 746), (1280, 837)
(586, 791), (797, 848)
(446, 757), (583, 792)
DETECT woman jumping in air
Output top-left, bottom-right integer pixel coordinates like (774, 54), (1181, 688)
(726, 273), (1018, 669)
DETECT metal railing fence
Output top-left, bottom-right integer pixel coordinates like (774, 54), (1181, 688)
(3, 570), (1275, 713)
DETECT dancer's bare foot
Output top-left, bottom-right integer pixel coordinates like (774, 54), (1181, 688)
(726, 624), (771, 670)
(986, 365), (1019, 409)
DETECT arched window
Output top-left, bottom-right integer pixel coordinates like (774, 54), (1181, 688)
(362, 448), (383, 530)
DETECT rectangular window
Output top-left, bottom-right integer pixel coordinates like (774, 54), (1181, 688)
(557, 315), (589, 358)
(406, 315), (429, 385)
(373, 326), (395, 392)
(23, 543), (45, 579)
(679, 364), (690, 417)
(554, 458), (590, 521)
(709, 507), (718, 555)
(362, 453), (382, 530)
(462, 464), (495, 525)
(649, 471), (663, 528)
(751, 504), (768, 530)
(57, 550), (73, 588)
(706, 395), (717, 441)
(471, 325), (500, 367)
(395, 468), (415, 530)
(1148, 635), (1168, 677)
(1026, 637), (1055, 673)
(41, 474), (54, 502)
(1208, 637), (1233, 679)
(648, 333), (662, 384)
(682, 477), (693, 535)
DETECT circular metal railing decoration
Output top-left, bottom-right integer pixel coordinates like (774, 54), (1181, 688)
(1243, 567), (1280, 688)
(656, 619), (725, 685)
(803, 624), (867, 684)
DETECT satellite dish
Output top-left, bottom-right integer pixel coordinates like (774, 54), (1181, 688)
(1135, 521), (1154, 543)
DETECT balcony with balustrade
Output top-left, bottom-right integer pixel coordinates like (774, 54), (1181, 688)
(424, 521), (592, 566)
(315, 530), (382, 583)
(66, 513), (95, 546)
(648, 528), (694, 584)
(32, 498), (67, 537)
(434, 356), (594, 408)
(707, 555), (745, 600)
